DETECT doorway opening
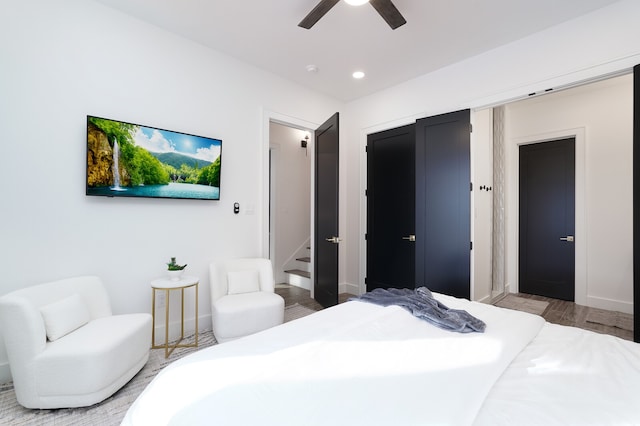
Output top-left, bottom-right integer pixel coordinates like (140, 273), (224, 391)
(268, 121), (313, 293)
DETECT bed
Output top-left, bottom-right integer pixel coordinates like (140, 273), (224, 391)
(122, 293), (640, 425)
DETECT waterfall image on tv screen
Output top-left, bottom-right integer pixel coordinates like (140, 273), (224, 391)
(86, 116), (221, 200)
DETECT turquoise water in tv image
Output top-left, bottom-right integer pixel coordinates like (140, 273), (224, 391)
(88, 183), (220, 200)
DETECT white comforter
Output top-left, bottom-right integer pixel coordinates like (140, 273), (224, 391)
(123, 294), (640, 425)
(123, 294), (545, 426)
(474, 321), (640, 426)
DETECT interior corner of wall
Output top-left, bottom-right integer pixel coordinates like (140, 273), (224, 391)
(340, 282), (360, 296)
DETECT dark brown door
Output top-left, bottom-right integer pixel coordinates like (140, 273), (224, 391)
(415, 110), (471, 299)
(314, 113), (339, 308)
(366, 124), (415, 291)
(519, 138), (575, 301)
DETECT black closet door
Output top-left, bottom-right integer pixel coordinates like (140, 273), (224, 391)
(415, 110), (471, 299)
(366, 124), (415, 291)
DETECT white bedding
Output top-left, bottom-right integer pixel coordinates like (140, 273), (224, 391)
(122, 294), (640, 425)
(474, 321), (640, 426)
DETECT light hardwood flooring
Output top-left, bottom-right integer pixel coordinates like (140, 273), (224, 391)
(275, 284), (351, 311)
(508, 292), (634, 341)
(275, 284), (634, 342)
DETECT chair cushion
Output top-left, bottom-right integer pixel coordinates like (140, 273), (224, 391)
(39, 294), (90, 341)
(227, 270), (260, 295)
(35, 313), (151, 397)
(212, 292), (284, 342)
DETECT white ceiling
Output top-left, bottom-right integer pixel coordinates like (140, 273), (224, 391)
(93, 0), (621, 102)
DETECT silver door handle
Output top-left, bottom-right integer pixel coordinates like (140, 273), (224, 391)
(402, 235), (416, 242)
(560, 236), (574, 242)
(325, 236), (342, 244)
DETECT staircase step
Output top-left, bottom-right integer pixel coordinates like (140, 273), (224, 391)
(285, 269), (310, 279)
(296, 256), (311, 263)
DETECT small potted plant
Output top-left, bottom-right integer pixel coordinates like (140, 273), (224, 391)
(167, 257), (187, 281)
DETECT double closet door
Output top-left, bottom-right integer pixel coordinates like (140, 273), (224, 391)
(366, 109), (471, 299)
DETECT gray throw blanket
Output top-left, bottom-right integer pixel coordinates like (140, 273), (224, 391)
(350, 287), (486, 333)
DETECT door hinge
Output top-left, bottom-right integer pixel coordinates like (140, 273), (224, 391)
(365, 277), (368, 284)
(470, 182), (473, 191)
(470, 241), (473, 250)
(469, 123), (473, 133)
(365, 233), (368, 240)
(365, 145), (368, 152)
(365, 189), (368, 196)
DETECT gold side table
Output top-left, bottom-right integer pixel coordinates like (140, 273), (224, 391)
(151, 275), (199, 358)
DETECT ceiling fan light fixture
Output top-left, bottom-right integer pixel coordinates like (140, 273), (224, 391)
(344, 0), (369, 6)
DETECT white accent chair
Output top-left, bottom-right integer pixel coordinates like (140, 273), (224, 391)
(0, 276), (152, 409)
(210, 258), (284, 343)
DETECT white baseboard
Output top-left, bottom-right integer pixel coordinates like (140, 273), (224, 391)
(340, 282), (359, 295)
(476, 294), (491, 304)
(153, 314), (212, 344)
(585, 295), (633, 315)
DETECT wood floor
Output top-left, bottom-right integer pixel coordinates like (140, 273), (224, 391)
(275, 284), (634, 342)
(275, 284), (352, 311)
(508, 292), (634, 341)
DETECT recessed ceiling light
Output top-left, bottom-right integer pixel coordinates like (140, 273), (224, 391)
(306, 64), (319, 73)
(352, 71), (365, 79)
(345, 0), (369, 5)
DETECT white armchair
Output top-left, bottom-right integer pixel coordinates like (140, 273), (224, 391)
(0, 276), (152, 409)
(210, 258), (284, 343)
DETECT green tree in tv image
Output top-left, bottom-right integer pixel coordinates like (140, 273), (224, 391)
(121, 144), (170, 186)
(197, 156), (221, 187)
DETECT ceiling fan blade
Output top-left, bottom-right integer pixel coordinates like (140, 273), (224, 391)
(369, 0), (407, 30)
(298, 0), (341, 29)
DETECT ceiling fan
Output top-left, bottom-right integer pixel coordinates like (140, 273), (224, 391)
(298, 0), (407, 30)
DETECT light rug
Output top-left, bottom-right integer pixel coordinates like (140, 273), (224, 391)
(0, 303), (317, 426)
(586, 309), (633, 331)
(494, 295), (549, 316)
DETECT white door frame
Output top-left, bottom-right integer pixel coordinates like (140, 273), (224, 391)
(509, 127), (586, 306)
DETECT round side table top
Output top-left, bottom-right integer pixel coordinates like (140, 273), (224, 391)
(151, 275), (199, 289)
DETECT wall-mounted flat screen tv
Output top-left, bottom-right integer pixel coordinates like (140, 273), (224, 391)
(86, 115), (221, 200)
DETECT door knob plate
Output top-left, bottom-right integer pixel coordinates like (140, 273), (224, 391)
(325, 236), (342, 244)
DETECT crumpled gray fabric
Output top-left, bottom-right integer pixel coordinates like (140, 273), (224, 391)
(350, 287), (486, 333)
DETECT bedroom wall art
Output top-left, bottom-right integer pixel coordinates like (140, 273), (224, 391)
(86, 115), (222, 200)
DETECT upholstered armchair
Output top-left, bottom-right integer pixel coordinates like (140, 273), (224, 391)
(0, 276), (152, 409)
(209, 258), (284, 343)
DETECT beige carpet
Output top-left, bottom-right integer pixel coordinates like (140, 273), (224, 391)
(494, 294), (549, 316)
(0, 303), (317, 426)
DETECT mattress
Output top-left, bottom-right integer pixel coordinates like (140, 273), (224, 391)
(122, 293), (640, 426)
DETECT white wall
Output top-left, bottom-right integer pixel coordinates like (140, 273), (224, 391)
(471, 109), (494, 303)
(269, 122), (311, 283)
(505, 74), (633, 313)
(0, 0), (341, 381)
(346, 0), (640, 296)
